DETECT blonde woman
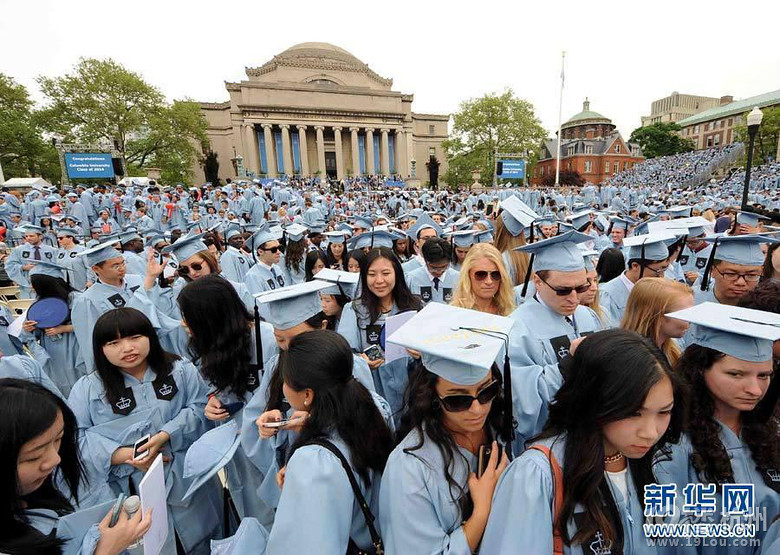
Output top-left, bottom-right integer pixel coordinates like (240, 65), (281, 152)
(450, 243), (516, 316)
(620, 277), (695, 365)
(493, 215), (530, 287)
(579, 251), (611, 327)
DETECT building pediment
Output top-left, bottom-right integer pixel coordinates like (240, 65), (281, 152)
(246, 42), (392, 89)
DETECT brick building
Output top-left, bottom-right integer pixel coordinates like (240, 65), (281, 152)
(531, 99), (644, 185)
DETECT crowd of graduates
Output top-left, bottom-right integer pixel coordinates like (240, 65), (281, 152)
(0, 146), (779, 554)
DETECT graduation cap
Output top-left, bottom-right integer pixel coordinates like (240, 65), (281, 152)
(20, 224), (44, 234)
(78, 240), (123, 267)
(622, 233), (675, 276)
(56, 227), (80, 238)
(29, 259), (72, 280)
(62, 214), (82, 224)
(162, 232), (208, 262)
(699, 233), (778, 290)
(346, 229), (403, 250)
(336, 222), (354, 235)
(474, 229), (494, 244)
(224, 222), (242, 241)
(579, 246), (599, 272)
(314, 268), (359, 298)
(449, 230), (476, 249)
(182, 420), (241, 502)
(736, 211), (770, 228)
(254, 280), (332, 330)
(569, 210), (594, 230)
(514, 230), (593, 297)
(662, 206), (692, 219)
(353, 215), (374, 231)
(118, 229), (141, 245)
(284, 223), (309, 243)
(499, 197), (538, 237)
(387, 302), (516, 455)
(245, 223), (282, 256)
(666, 302), (780, 363)
(407, 212), (443, 240)
(323, 230), (349, 244)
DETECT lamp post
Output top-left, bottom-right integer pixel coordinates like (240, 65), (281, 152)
(741, 106), (763, 210)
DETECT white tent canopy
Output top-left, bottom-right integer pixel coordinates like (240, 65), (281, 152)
(3, 177), (53, 192)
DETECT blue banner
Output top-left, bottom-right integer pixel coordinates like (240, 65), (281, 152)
(373, 135), (380, 173)
(274, 131), (284, 174)
(64, 153), (114, 179)
(389, 134), (396, 174)
(257, 129), (268, 174)
(498, 160), (525, 179)
(291, 132), (301, 175)
(358, 135), (366, 175)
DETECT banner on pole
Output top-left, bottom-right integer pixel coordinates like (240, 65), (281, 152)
(497, 160), (525, 179)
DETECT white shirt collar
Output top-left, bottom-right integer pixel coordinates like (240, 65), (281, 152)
(618, 271), (635, 292)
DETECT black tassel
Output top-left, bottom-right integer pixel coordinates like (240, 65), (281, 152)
(502, 351), (514, 460)
(253, 304), (264, 374)
(521, 253), (535, 298)
(675, 235), (688, 262)
(700, 237), (720, 292)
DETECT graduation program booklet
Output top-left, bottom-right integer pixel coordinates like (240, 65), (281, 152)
(138, 453), (168, 555)
(383, 311), (417, 363)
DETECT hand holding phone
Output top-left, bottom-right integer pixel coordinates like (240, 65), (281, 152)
(363, 344), (384, 362)
(108, 493), (127, 527)
(477, 444), (493, 478)
(132, 434), (151, 461)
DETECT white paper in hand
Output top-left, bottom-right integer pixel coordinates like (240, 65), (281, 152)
(138, 453), (168, 555)
(383, 311), (417, 363)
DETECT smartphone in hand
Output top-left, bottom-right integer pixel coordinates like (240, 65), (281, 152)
(132, 434), (151, 461)
(477, 444), (493, 478)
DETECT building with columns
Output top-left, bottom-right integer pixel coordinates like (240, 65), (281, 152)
(194, 42), (449, 183)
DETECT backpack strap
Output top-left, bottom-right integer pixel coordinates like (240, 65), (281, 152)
(529, 444), (564, 555)
(306, 438), (383, 554)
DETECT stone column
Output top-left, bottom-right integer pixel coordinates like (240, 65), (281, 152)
(280, 124), (293, 176)
(315, 125), (326, 177)
(350, 127), (361, 176)
(365, 128), (375, 175)
(406, 130), (414, 178)
(333, 127), (345, 180)
(380, 128), (390, 176)
(243, 124), (260, 174)
(297, 125), (309, 176)
(261, 124), (277, 177)
(395, 128), (406, 178)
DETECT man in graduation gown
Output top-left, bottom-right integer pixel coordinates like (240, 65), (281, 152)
(5, 224), (58, 298)
(244, 224), (287, 295)
(405, 237), (459, 306)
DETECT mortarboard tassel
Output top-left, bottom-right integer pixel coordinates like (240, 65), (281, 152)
(700, 237), (720, 292)
(521, 253), (535, 298)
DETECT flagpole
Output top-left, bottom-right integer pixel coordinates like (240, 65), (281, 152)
(554, 51), (565, 187)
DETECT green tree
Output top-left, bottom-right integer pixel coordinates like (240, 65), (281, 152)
(0, 73), (59, 181)
(733, 106), (779, 165)
(37, 58), (207, 183)
(628, 122), (695, 158)
(442, 89), (546, 189)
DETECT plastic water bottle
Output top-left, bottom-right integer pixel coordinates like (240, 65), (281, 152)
(122, 495), (144, 555)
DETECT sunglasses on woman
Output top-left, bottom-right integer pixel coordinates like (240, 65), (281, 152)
(473, 270), (501, 282)
(178, 262), (203, 275)
(438, 380), (500, 412)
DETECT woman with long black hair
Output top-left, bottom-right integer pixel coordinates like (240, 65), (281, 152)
(20, 263), (85, 396)
(177, 275), (278, 526)
(262, 330), (394, 553)
(337, 246), (422, 419)
(279, 228), (306, 285)
(379, 304), (513, 554)
(304, 249), (327, 281)
(482, 329), (686, 554)
(68, 308), (221, 554)
(654, 303), (779, 555)
(0, 378), (151, 555)
(324, 231), (349, 270)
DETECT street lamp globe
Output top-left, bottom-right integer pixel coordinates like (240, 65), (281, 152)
(746, 106), (763, 128)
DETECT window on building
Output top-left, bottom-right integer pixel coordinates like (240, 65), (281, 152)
(567, 146), (575, 156)
(613, 164), (618, 175)
(605, 161), (610, 173)
(615, 144), (621, 153)
(584, 160), (592, 173)
(694, 125), (699, 133)
(428, 125), (435, 135)
(540, 166), (545, 176)
(714, 134), (720, 146)
(707, 136), (714, 148)
(584, 145), (593, 154)
(728, 118), (733, 126)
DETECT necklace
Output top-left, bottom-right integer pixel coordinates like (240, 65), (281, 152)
(604, 452), (625, 464)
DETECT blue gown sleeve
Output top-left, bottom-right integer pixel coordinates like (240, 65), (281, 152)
(160, 361), (211, 452)
(66, 377), (118, 484)
(480, 451), (555, 553)
(265, 446), (355, 554)
(336, 302), (361, 351)
(379, 453), (471, 555)
(5, 248), (29, 286)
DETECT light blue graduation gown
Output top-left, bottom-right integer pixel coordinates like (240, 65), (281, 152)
(693, 284), (719, 305)
(5, 242), (58, 297)
(245, 262), (287, 295)
(338, 300), (412, 421)
(67, 360), (222, 554)
(278, 252), (305, 285)
(19, 292), (85, 397)
(678, 244), (712, 282)
(71, 274), (181, 372)
(405, 267), (460, 305)
(482, 435), (658, 554)
(122, 251), (147, 277)
(0, 353), (63, 397)
(25, 503), (106, 555)
(402, 256), (423, 275)
(508, 298), (604, 451)
(0, 303), (25, 357)
(654, 424), (780, 555)
(513, 281), (537, 306)
(599, 271), (632, 325)
(265, 433), (384, 554)
(56, 246), (88, 291)
(220, 247), (253, 283)
(210, 517), (269, 554)
(379, 426), (479, 555)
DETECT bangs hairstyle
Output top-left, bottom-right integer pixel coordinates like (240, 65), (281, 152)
(358, 247), (421, 324)
(450, 243), (515, 316)
(177, 275), (254, 397)
(621, 278), (693, 365)
(540, 329), (686, 550)
(92, 308), (179, 407)
(0, 379), (84, 553)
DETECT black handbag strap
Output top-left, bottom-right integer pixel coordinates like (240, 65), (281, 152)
(306, 437), (383, 554)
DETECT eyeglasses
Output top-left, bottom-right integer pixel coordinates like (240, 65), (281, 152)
(107, 260), (126, 271)
(438, 380), (500, 412)
(426, 263), (449, 273)
(261, 246), (280, 253)
(642, 264), (669, 277)
(473, 270), (501, 281)
(714, 267), (761, 283)
(178, 262), (203, 275)
(538, 275), (591, 296)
